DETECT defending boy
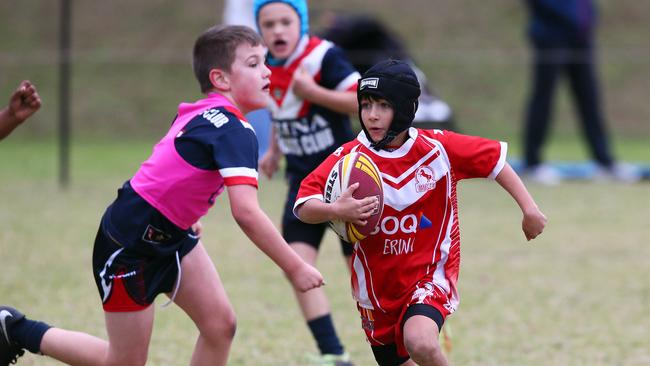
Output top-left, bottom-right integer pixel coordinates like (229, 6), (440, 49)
(294, 60), (547, 366)
(254, 0), (360, 364)
(0, 25), (323, 366)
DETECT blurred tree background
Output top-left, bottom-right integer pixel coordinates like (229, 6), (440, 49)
(1, 1), (648, 151)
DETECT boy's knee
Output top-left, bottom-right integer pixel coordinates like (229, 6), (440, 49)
(404, 334), (443, 365)
(221, 310), (237, 340)
(202, 309), (237, 342)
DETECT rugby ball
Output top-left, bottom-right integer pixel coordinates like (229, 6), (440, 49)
(323, 151), (384, 243)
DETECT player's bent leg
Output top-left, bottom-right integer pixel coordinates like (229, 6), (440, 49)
(170, 242), (235, 366)
(291, 243), (352, 364)
(402, 315), (448, 366)
(39, 306), (155, 366)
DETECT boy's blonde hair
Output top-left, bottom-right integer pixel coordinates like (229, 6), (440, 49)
(193, 25), (263, 93)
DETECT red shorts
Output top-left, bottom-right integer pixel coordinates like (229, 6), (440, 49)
(358, 280), (451, 358)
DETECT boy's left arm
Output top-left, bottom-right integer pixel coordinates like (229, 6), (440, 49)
(297, 182), (378, 225)
(292, 66), (358, 115)
(495, 163), (547, 241)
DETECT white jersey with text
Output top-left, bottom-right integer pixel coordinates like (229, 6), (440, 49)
(267, 34), (359, 178)
(295, 128), (507, 315)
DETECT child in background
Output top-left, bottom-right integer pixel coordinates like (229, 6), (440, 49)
(294, 60), (547, 366)
(0, 25), (323, 366)
(254, 0), (360, 364)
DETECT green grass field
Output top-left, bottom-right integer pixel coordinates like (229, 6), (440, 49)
(1, 1), (649, 364)
(1, 140), (649, 365)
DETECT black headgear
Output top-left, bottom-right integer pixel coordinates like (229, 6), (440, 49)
(357, 59), (420, 150)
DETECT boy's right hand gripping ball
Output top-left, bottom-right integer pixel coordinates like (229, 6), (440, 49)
(324, 151), (384, 243)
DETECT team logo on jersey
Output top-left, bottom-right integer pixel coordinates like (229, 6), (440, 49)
(411, 281), (451, 312)
(415, 166), (436, 193)
(359, 77), (379, 90)
(142, 224), (172, 245)
(371, 214), (418, 235)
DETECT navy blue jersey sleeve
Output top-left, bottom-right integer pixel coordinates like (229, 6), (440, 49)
(210, 129), (259, 169)
(175, 107), (259, 186)
(320, 46), (360, 91)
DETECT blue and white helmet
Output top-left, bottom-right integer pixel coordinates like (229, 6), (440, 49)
(253, 0), (309, 37)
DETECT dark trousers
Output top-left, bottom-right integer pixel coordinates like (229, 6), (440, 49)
(524, 42), (614, 167)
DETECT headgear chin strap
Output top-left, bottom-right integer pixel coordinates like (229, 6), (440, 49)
(357, 60), (421, 150)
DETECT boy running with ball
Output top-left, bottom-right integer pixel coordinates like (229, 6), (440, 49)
(294, 60), (547, 366)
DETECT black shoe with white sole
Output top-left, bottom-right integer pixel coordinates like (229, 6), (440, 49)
(0, 307), (25, 366)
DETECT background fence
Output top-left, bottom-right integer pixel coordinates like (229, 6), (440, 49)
(1, 0), (649, 141)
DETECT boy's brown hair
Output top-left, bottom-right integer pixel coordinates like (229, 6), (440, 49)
(193, 25), (263, 93)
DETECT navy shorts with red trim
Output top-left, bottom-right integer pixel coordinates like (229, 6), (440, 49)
(92, 182), (199, 312)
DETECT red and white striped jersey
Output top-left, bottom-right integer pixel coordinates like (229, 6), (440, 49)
(295, 128), (507, 315)
(266, 35), (359, 178)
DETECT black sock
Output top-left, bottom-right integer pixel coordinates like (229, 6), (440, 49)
(9, 317), (51, 354)
(307, 314), (344, 355)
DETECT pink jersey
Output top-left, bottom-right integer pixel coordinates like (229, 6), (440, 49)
(295, 128), (507, 315)
(130, 93), (258, 230)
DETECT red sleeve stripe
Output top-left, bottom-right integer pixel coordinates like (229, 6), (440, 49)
(223, 176), (258, 188)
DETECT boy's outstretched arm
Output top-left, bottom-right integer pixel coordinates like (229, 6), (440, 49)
(296, 183), (378, 225)
(495, 163), (547, 241)
(227, 184), (325, 291)
(292, 66), (358, 115)
(0, 80), (41, 140)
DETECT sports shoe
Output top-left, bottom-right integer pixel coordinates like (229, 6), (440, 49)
(593, 162), (641, 183)
(307, 352), (354, 366)
(0, 307), (26, 366)
(522, 163), (562, 186)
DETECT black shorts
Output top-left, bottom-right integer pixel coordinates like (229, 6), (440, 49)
(370, 304), (445, 366)
(282, 175), (353, 256)
(92, 186), (199, 312)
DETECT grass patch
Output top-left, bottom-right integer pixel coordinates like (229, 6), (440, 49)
(1, 141), (649, 365)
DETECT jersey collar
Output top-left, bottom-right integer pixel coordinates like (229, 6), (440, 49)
(357, 127), (419, 158)
(282, 34), (310, 67)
